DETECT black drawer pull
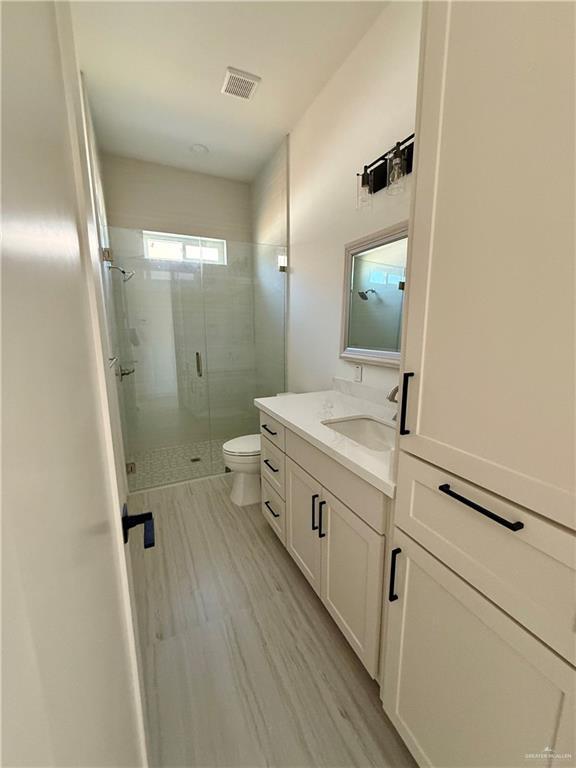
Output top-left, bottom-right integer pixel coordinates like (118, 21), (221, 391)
(399, 371), (414, 435)
(263, 459), (279, 473)
(438, 484), (524, 532)
(262, 424), (278, 436)
(264, 500), (280, 518)
(311, 493), (319, 530)
(318, 500), (327, 538)
(388, 547), (401, 601)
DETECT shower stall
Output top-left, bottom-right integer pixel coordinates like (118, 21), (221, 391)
(106, 226), (286, 492)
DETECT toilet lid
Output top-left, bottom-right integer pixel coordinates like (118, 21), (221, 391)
(223, 434), (261, 456)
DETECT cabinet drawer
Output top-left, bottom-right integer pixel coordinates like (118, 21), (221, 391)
(261, 479), (285, 544)
(259, 412), (286, 451)
(260, 437), (285, 498)
(396, 451), (576, 665)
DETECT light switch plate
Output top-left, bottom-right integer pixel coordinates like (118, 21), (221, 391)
(353, 365), (363, 383)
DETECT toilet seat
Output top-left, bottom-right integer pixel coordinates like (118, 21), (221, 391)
(222, 434), (261, 457)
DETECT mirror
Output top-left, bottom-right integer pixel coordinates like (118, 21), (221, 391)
(341, 223), (408, 366)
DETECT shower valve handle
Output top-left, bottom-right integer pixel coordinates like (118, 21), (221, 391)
(118, 366), (135, 381)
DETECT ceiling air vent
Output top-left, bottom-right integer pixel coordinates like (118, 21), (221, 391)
(221, 67), (261, 101)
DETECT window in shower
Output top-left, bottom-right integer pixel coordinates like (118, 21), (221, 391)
(143, 230), (227, 265)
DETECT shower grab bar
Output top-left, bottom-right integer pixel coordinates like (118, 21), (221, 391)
(195, 352), (203, 377)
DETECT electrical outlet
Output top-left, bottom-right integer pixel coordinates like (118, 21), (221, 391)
(354, 365), (363, 383)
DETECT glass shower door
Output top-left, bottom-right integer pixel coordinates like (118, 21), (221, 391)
(110, 227), (214, 492)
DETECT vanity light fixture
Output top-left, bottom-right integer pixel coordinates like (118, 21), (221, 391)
(356, 133), (415, 205)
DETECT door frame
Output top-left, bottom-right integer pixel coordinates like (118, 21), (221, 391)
(55, 4), (148, 762)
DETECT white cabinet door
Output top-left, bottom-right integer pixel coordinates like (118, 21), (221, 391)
(382, 529), (575, 768)
(285, 458), (322, 594)
(320, 490), (384, 677)
(400, 2), (575, 527)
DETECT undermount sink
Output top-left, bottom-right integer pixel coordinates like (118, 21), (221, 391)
(321, 416), (395, 452)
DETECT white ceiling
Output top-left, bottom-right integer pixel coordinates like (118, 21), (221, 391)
(71, 2), (385, 181)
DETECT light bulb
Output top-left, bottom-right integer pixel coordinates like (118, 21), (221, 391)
(356, 166), (372, 209)
(387, 144), (405, 196)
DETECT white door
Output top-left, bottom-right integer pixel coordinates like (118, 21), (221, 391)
(2, 3), (146, 765)
(400, 2), (575, 528)
(285, 458), (322, 594)
(382, 529), (575, 768)
(320, 490), (384, 677)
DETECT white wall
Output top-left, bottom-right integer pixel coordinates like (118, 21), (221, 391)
(288, 2), (422, 393)
(102, 153), (252, 242)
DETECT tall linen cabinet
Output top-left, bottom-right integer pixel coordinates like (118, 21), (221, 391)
(381, 3), (576, 767)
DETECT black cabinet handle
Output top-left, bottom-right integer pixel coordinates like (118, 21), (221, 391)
(438, 484), (524, 532)
(388, 547), (401, 601)
(264, 500), (280, 518)
(262, 424), (278, 436)
(318, 500), (327, 538)
(263, 459), (278, 473)
(311, 493), (319, 530)
(122, 504), (155, 549)
(399, 371), (414, 435)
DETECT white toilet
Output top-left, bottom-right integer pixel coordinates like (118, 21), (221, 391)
(222, 434), (261, 507)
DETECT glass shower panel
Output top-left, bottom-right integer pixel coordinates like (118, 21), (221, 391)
(106, 229), (287, 492)
(201, 241), (287, 447)
(203, 240), (259, 443)
(253, 243), (286, 400)
(110, 227), (213, 491)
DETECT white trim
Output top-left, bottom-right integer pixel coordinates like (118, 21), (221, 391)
(55, 5), (148, 765)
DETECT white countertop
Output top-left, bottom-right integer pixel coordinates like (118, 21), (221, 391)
(254, 390), (397, 497)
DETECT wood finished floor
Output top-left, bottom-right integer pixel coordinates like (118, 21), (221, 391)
(128, 474), (415, 768)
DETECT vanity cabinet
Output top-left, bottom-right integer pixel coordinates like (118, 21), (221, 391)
(257, 407), (389, 679)
(285, 457), (384, 676)
(399, 1), (575, 528)
(382, 529), (575, 768)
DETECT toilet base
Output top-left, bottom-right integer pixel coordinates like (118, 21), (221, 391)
(229, 472), (261, 507)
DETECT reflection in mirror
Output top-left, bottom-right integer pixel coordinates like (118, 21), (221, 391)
(341, 224), (408, 365)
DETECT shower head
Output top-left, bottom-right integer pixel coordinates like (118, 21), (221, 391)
(108, 265), (135, 282)
(358, 289), (377, 300)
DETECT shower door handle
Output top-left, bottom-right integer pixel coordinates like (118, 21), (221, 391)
(195, 352), (203, 377)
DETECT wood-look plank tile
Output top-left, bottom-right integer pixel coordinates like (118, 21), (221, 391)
(129, 475), (416, 768)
